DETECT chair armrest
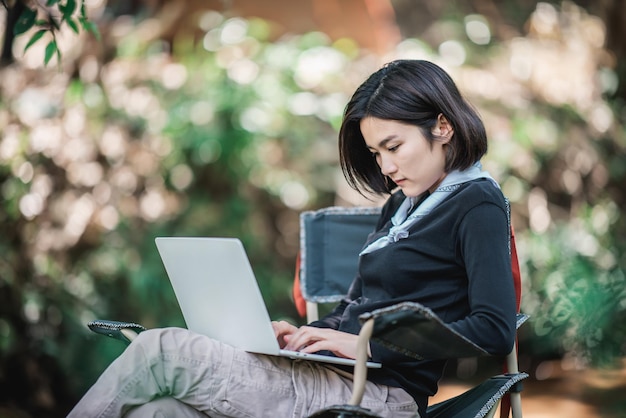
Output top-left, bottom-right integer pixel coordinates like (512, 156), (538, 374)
(427, 373), (529, 418)
(359, 302), (489, 360)
(87, 320), (147, 344)
(516, 313), (529, 329)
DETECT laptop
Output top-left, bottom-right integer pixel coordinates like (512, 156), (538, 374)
(155, 237), (381, 369)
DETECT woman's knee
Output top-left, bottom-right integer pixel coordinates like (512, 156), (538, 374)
(133, 327), (187, 346)
(129, 327), (188, 359)
(131, 327), (218, 362)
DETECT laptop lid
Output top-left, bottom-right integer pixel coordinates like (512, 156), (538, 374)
(155, 236), (382, 369)
(155, 237), (281, 356)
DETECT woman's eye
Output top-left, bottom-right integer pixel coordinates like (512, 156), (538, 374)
(388, 145), (399, 152)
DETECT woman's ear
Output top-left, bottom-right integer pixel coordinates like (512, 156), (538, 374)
(432, 114), (454, 143)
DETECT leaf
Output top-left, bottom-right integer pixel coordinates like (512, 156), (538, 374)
(62, 0), (77, 18)
(79, 18), (100, 40)
(44, 40), (57, 66)
(13, 7), (37, 36)
(23, 30), (47, 53)
(66, 17), (79, 34)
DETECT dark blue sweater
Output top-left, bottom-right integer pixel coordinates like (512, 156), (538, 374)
(310, 179), (517, 414)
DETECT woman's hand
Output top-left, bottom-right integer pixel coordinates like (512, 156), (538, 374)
(283, 326), (365, 360)
(272, 320), (299, 348)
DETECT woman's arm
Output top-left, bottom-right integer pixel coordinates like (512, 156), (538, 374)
(449, 202), (517, 355)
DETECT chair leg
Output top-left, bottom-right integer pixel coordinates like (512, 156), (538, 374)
(348, 318), (374, 406)
(509, 392), (522, 418)
(506, 340), (523, 418)
(484, 402), (500, 418)
(307, 318), (381, 418)
(307, 301), (320, 322)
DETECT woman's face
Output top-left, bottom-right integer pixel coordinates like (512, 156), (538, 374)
(360, 116), (452, 197)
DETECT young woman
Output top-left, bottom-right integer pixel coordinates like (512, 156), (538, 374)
(69, 60), (516, 418)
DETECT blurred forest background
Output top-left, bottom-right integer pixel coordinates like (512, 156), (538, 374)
(0, 0), (625, 417)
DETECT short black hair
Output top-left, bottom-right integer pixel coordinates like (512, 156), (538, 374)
(339, 60), (487, 195)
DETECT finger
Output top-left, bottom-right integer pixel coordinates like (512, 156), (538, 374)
(298, 331), (358, 359)
(272, 320), (295, 336)
(284, 327), (314, 351)
(286, 326), (328, 351)
(272, 321), (298, 348)
(298, 340), (329, 354)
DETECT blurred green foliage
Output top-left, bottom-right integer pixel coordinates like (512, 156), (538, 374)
(521, 222), (626, 366)
(0, 13), (353, 415)
(0, 1), (625, 416)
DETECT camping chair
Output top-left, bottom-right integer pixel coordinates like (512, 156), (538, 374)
(88, 204), (528, 418)
(293, 206), (528, 418)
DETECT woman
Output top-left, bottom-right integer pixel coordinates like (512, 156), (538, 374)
(69, 60), (516, 418)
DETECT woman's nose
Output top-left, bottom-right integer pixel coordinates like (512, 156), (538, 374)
(379, 155), (397, 176)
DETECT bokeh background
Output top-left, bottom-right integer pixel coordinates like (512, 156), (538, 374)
(1, 0), (625, 417)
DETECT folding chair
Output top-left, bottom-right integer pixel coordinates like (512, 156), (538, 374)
(295, 206), (528, 418)
(89, 204), (528, 418)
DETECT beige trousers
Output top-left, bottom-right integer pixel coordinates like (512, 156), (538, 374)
(68, 327), (418, 418)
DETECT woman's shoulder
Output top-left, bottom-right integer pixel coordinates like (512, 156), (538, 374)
(456, 179), (508, 209)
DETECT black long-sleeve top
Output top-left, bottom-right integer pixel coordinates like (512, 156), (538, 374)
(309, 179), (517, 415)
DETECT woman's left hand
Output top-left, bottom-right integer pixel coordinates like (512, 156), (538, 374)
(283, 326), (365, 360)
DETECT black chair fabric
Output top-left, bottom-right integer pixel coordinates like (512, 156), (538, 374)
(426, 373), (528, 418)
(299, 207), (381, 303)
(360, 302), (489, 360)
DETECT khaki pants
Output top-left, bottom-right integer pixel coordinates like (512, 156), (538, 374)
(69, 327), (418, 418)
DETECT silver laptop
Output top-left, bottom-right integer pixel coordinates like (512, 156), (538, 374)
(155, 237), (381, 369)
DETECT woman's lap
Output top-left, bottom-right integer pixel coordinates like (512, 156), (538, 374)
(70, 327), (418, 418)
